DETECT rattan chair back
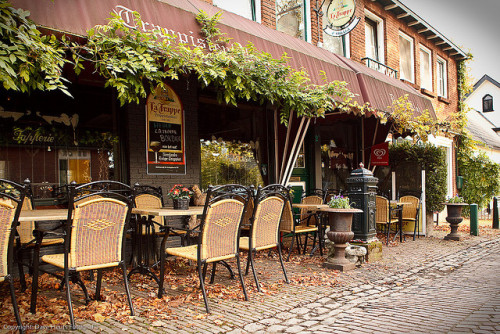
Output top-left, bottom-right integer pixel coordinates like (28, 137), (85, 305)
(279, 200), (294, 233)
(71, 198), (129, 268)
(250, 185), (288, 250)
(17, 196), (34, 245)
(134, 193), (163, 225)
(376, 196), (390, 223)
(400, 195), (419, 220)
(300, 195), (323, 225)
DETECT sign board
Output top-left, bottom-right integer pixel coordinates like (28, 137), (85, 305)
(146, 85), (186, 174)
(324, 0), (360, 37)
(370, 142), (389, 166)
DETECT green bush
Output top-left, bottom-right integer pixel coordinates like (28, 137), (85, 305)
(389, 141), (447, 213)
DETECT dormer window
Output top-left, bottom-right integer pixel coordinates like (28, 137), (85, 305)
(483, 94), (494, 112)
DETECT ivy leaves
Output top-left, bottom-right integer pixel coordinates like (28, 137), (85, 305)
(0, 2), (69, 95)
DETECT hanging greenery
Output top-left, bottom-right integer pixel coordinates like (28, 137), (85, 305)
(1, 1), (450, 136)
(388, 141), (447, 213)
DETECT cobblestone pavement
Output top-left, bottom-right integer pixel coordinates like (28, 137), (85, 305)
(62, 231), (499, 333)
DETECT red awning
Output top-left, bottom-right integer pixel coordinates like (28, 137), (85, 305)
(11, 0), (434, 117)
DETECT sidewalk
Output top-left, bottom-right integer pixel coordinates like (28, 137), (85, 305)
(3, 226), (499, 333)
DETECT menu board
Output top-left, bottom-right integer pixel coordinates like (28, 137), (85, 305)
(146, 85), (186, 174)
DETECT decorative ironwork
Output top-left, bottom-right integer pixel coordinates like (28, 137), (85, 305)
(361, 57), (398, 79)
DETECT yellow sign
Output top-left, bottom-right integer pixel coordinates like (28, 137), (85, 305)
(327, 0), (356, 28)
(146, 85), (186, 174)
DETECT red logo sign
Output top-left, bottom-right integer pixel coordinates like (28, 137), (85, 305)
(370, 142), (389, 166)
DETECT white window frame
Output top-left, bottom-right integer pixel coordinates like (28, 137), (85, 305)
(275, 0), (311, 43)
(213, 0), (262, 23)
(436, 55), (448, 98)
(399, 31), (415, 83)
(419, 45), (432, 91)
(364, 10), (385, 64)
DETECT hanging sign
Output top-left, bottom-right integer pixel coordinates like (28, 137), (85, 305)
(324, 0), (360, 37)
(370, 142), (389, 166)
(146, 85), (186, 174)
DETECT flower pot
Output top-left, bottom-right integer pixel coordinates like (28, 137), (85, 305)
(173, 198), (189, 210)
(321, 208), (362, 272)
(442, 203), (468, 241)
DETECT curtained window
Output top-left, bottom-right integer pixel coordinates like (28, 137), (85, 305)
(399, 33), (414, 82)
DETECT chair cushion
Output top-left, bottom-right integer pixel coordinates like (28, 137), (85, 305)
(41, 253), (119, 271)
(165, 244), (198, 261)
(295, 225), (318, 233)
(23, 238), (64, 247)
(239, 236), (275, 252)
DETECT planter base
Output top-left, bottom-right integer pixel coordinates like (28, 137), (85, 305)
(323, 259), (356, 272)
(444, 217), (463, 241)
(350, 240), (383, 262)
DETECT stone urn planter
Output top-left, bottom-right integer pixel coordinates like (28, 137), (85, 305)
(442, 203), (468, 241)
(321, 208), (363, 272)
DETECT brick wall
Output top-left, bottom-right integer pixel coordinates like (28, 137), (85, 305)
(352, 0), (460, 118)
(126, 76), (201, 204)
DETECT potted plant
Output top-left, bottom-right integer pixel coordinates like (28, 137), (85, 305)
(323, 195), (362, 271)
(442, 194), (468, 241)
(167, 184), (193, 210)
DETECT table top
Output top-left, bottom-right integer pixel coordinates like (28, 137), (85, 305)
(19, 209), (67, 222)
(132, 206), (204, 216)
(19, 206), (204, 222)
(292, 203), (329, 210)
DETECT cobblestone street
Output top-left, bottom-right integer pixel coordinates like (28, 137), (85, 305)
(54, 229), (499, 334)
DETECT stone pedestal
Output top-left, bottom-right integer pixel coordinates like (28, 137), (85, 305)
(443, 203), (467, 241)
(350, 240), (383, 262)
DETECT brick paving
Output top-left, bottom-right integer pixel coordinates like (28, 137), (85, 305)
(12, 228), (500, 333)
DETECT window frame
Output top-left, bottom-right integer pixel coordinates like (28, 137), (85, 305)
(436, 56), (447, 98)
(275, 0), (311, 42)
(364, 10), (385, 64)
(213, 0), (262, 22)
(483, 94), (494, 112)
(399, 31), (415, 83)
(419, 45), (432, 91)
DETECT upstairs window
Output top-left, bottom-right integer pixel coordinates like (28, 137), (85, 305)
(276, 0), (310, 41)
(483, 94), (494, 112)
(419, 46), (432, 91)
(399, 32), (414, 83)
(436, 57), (447, 98)
(213, 0), (261, 22)
(364, 11), (384, 64)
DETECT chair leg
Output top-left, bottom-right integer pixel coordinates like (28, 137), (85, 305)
(219, 261), (235, 279)
(198, 262), (210, 313)
(302, 233), (308, 255)
(158, 230), (169, 298)
(277, 244), (289, 284)
(248, 249), (260, 292)
(95, 269), (103, 301)
(73, 273), (90, 305)
(30, 245), (41, 314)
(286, 233), (295, 262)
(65, 270), (76, 330)
(120, 262), (134, 316)
(386, 222), (390, 246)
(235, 255), (248, 301)
(209, 262), (217, 284)
(245, 250), (251, 275)
(310, 231), (317, 255)
(8, 277), (24, 334)
(202, 262), (208, 282)
(17, 250), (27, 292)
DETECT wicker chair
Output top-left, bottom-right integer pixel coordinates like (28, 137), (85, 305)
(280, 195), (322, 261)
(165, 184), (251, 313)
(375, 196), (399, 245)
(30, 181), (135, 329)
(239, 184), (289, 291)
(16, 183), (64, 291)
(400, 195), (421, 240)
(0, 179), (28, 333)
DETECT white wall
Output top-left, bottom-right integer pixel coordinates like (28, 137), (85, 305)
(428, 135), (454, 198)
(466, 80), (500, 127)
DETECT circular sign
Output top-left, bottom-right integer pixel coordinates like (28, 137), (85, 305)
(327, 0), (356, 28)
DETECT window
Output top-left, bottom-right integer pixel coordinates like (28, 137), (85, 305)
(399, 32), (414, 83)
(364, 11), (384, 64)
(419, 46), (432, 91)
(321, 0), (349, 57)
(276, 0), (310, 42)
(436, 57), (447, 97)
(58, 150), (91, 184)
(483, 94), (494, 112)
(213, 0), (261, 22)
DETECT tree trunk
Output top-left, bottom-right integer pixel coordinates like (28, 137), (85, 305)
(425, 211), (434, 236)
